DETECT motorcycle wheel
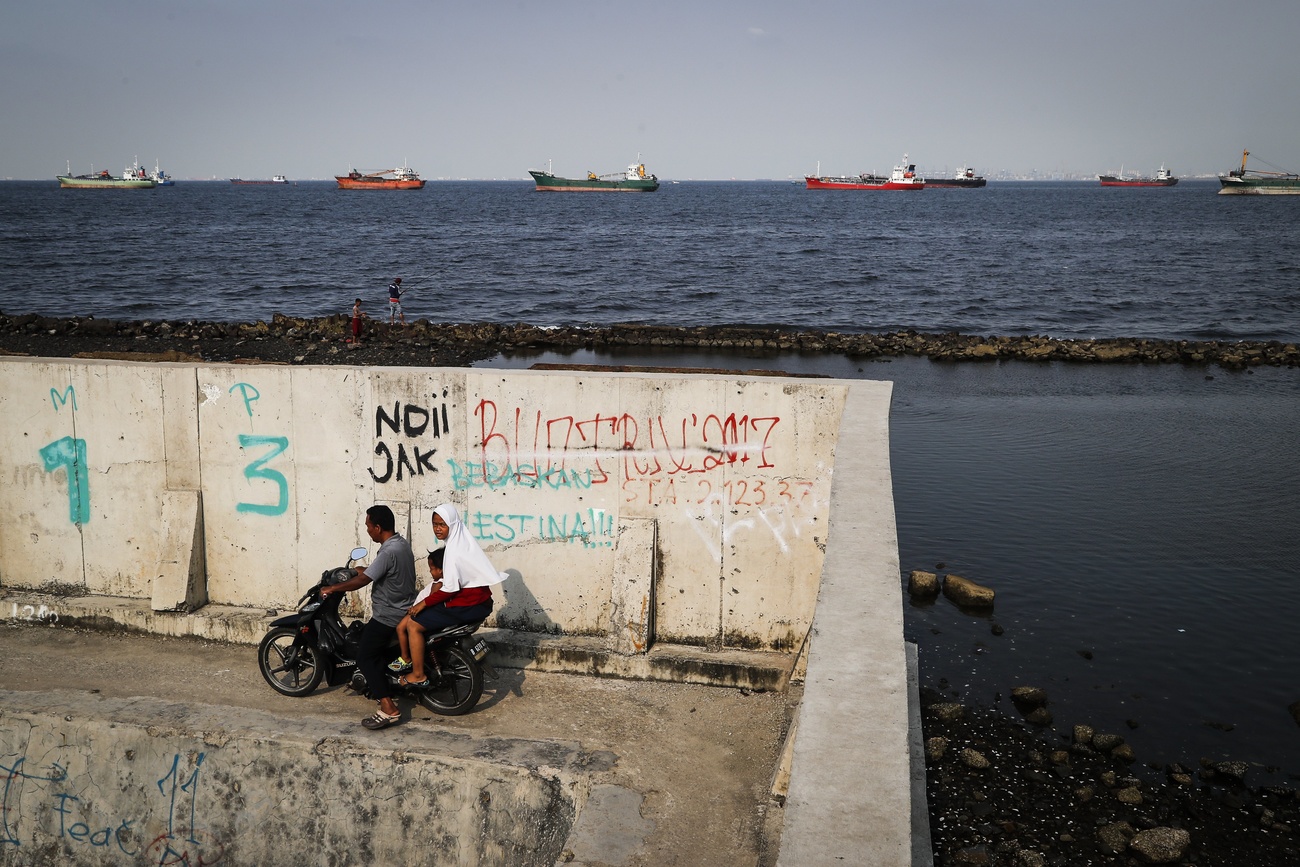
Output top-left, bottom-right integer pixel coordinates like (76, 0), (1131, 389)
(258, 627), (324, 696)
(417, 644), (484, 716)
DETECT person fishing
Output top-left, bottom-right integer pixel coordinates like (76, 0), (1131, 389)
(387, 277), (406, 325)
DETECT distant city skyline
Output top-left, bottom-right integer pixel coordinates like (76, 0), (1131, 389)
(4, 1), (1298, 182)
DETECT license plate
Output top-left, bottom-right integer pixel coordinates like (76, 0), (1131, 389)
(469, 639), (489, 661)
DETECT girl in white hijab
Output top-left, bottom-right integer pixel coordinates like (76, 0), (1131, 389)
(432, 503), (508, 590)
(391, 503), (504, 687)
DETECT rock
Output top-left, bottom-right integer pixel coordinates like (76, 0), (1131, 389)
(931, 702), (966, 722)
(961, 748), (990, 770)
(1211, 761), (1250, 783)
(942, 574), (996, 609)
(907, 570), (940, 598)
(1010, 686), (1048, 707)
(1097, 821), (1135, 854)
(1128, 827), (1190, 863)
(925, 737), (948, 763)
(1073, 724), (1094, 745)
(1025, 707), (1052, 726)
(1092, 732), (1124, 752)
(1013, 852), (1046, 867)
(1110, 743), (1136, 763)
(951, 845), (991, 866)
(1115, 786), (1143, 805)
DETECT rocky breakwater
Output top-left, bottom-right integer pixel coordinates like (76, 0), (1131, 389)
(923, 693), (1300, 866)
(2, 313), (1299, 369)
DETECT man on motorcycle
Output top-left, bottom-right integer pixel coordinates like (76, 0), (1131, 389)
(320, 505), (416, 730)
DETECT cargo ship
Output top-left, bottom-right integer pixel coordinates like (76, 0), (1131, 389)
(1098, 166), (1178, 187)
(528, 161), (659, 192)
(1218, 150), (1300, 195)
(335, 165), (425, 190)
(924, 166), (986, 188)
(231, 175), (290, 185)
(805, 155), (924, 190)
(57, 159), (157, 189)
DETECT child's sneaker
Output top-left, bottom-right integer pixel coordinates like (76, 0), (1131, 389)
(387, 656), (411, 673)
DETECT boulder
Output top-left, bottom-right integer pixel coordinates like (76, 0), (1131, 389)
(1096, 821), (1134, 854)
(1010, 686), (1048, 707)
(960, 748), (990, 770)
(931, 702), (966, 723)
(1092, 732), (1124, 752)
(942, 574), (996, 609)
(1128, 827), (1191, 864)
(908, 570), (940, 598)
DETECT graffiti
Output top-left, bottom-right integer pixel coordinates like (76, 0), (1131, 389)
(370, 395), (451, 484)
(228, 382), (260, 418)
(2, 751), (220, 863)
(472, 399), (782, 489)
(39, 436), (90, 525)
(236, 434), (289, 516)
(49, 386), (77, 411)
(446, 459), (597, 492)
(199, 384), (222, 407)
(467, 508), (615, 547)
(1, 756), (67, 846)
(7, 603), (59, 623)
(621, 476), (817, 508)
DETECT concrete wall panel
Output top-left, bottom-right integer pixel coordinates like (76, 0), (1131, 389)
(72, 364), (172, 598)
(195, 366), (298, 605)
(720, 379), (844, 651)
(0, 362), (84, 589)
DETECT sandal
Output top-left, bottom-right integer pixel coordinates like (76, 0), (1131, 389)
(361, 709), (401, 730)
(400, 674), (430, 689)
(387, 657), (412, 673)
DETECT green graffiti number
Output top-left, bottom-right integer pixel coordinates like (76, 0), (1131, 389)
(40, 437), (90, 525)
(236, 434), (290, 516)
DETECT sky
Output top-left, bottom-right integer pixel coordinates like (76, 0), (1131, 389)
(4, 0), (1299, 181)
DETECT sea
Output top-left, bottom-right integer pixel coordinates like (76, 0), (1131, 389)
(2, 178), (1299, 782)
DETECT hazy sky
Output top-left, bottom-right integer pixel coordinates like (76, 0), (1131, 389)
(5, 0), (1299, 180)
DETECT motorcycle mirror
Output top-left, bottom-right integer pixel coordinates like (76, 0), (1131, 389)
(349, 546), (369, 563)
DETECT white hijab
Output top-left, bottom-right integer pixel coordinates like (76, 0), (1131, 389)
(433, 503), (507, 591)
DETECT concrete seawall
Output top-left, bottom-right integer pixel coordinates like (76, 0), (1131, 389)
(1, 359), (922, 866)
(0, 691), (582, 867)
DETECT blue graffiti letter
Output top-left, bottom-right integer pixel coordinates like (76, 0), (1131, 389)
(229, 382), (261, 418)
(236, 435), (289, 516)
(49, 386), (77, 411)
(40, 437), (90, 524)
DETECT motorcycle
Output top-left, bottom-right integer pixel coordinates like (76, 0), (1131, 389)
(257, 546), (494, 716)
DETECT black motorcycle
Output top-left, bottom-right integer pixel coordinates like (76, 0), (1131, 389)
(257, 546), (493, 716)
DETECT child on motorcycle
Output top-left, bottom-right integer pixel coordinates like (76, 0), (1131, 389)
(389, 504), (502, 688)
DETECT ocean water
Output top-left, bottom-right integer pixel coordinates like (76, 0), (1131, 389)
(3, 180), (1299, 779)
(2, 179), (1298, 341)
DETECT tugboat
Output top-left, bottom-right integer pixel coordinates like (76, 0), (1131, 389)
(1098, 166), (1178, 187)
(528, 160), (659, 191)
(335, 164), (425, 190)
(150, 160), (175, 186)
(924, 166), (987, 188)
(57, 159), (157, 189)
(1218, 150), (1300, 195)
(805, 155), (925, 190)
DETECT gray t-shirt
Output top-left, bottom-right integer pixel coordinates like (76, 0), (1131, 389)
(364, 533), (417, 627)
